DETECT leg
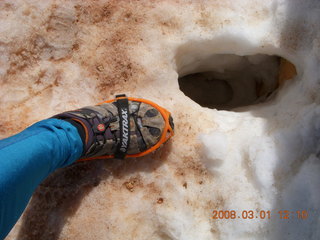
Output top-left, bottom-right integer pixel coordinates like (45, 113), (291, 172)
(0, 94), (174, 239)
(0, 119), (83, 239)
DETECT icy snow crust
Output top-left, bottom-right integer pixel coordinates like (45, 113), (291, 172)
(1, 0), (320, 239)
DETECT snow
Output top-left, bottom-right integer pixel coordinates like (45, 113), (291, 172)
(1, 0), (320, 239)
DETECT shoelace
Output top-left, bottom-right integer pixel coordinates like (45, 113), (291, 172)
(82, 110), (113, 157)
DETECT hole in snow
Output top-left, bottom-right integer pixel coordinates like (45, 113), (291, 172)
(177, 54), (297, 110)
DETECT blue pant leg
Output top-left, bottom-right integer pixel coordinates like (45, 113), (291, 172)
(0, 118), (83, 240)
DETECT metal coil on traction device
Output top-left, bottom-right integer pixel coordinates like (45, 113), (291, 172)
(78, 95), (174, 162)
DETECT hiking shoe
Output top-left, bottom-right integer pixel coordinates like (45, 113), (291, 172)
(52, 94), (174, 161)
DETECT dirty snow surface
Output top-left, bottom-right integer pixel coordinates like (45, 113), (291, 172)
(1, 0), (320, 239)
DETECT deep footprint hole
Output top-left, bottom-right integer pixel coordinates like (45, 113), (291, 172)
(177, 54), (297, 110)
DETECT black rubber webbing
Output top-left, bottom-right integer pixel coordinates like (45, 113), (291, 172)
(115, 94), (130, 159)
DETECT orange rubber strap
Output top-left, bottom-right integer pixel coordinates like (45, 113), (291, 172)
(78, 96), (174, 162)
